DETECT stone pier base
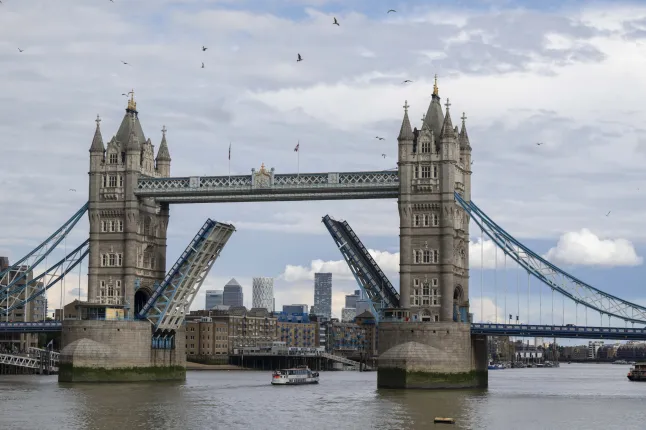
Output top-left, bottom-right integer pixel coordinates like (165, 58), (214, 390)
(58, 320), (186, 383)
(377, 321), (488, 389)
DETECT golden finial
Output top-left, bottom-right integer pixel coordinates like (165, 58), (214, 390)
(432, 74), (439, 96)
(260, 162), (265, 172)
(127, 89), (137, 111)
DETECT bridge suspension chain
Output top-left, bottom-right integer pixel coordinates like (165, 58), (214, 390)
(0, 203), (88, 294)
(456, 192), (646, 325)
(0, 240), (89, 315)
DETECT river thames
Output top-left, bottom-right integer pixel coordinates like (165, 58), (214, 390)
(0, 363), (644, 429)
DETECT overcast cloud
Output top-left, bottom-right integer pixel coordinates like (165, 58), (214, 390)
(1, 0), (646, 318)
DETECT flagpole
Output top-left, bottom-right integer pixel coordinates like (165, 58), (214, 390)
(228, 141), (231, 185)
(297, 142), (300, 178)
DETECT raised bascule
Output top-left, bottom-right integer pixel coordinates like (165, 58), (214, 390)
(3, 80), (646, 385)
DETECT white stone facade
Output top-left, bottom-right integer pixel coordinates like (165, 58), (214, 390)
(252, 277), (274, 311)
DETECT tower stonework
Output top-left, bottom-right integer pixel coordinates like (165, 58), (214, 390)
(59, 93), (184, 383)
(377, 77), (487, 389)
(87, 92), (172, 319)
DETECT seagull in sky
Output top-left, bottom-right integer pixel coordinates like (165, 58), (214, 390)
(69, 189), (77, 192)
(382, 154), (386, 158)
(201, 62), (205, 68)
(121, 60), (130, 66)
(297, 53), (303, 62)
(536, 142), (543, 146)
(18, 48), (24, 52)
(387, 9), (396, 13)
(333, 17), (340, 26)
(202, 46), (207, 51)
(375, 136), (385, 141)
(471, 160), (474, 166)
(606, 211), (611, 217)
(402, 79), (413, 84)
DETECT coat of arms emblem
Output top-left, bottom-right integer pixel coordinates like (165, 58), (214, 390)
(254, 163), (271, 188)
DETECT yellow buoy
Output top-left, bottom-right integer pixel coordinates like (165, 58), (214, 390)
(434, 417), (455, 424)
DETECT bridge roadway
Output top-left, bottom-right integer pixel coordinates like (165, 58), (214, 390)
(4, 321), (646, 340)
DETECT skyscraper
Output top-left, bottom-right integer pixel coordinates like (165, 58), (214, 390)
(252, 277), (274, 311)
(345, 290), (360, 309)
(222, 278), (243, 307)
(205, 289), (223, 310)
(312, 273), (332, 320)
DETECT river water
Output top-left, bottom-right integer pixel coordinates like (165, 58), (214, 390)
(0, 363), (644, 429)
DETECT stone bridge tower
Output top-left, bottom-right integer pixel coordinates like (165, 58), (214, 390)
(87, 92), (172, 319)
(397, 76), (472, 323)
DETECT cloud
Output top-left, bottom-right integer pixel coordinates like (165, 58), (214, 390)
(544, 229), (643, 267)
(280, 238), (511, 283)
(4, 0), (646, 316)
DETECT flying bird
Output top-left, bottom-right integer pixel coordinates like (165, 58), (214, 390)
(606, 211), (611, 217)
(18, 48), (23, 52)
(375, 136), (385, 141)
(387, 9), (396, 13)
(69, 189), (76, 192)
(202, 46), (207, 51)
(536, 142), (543, 146)
(297, 53), (303, 62)
(121, 61), (130, 65)
(471, 160), (474, 166)
(382, 154), (386, 158)
(333, 17), (340, 26)
(402, 80), (413, 84)
(201, 62), (205, 68)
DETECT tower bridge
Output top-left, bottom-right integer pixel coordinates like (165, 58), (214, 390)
(3, 80), (646, 387)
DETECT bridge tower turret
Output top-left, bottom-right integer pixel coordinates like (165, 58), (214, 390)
(396, 75), (470, 323)
(86, 91), (170, 319)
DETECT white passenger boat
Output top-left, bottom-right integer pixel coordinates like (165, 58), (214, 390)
(271, 366), (319, 385)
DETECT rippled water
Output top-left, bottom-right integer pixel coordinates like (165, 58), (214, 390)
(0, 363), (644, 429)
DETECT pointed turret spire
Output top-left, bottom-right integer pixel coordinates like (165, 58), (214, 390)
(156, 125), (171, 161)
(422, 74), (444, 138)
(397, 100), (414, 141)
(125, 109), (141, 151)
(90, 114), (105, 152)
(440, 98), (454, 138)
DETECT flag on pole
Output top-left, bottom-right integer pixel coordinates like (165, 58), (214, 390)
(294, 142), (299, 152)
(228, 142), (231, 160)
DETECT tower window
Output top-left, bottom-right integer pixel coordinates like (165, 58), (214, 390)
(432, 213), (439, 227)
(413, 166), (418, 179)
(423, 250), (430, 264)
(413, 278), (420, 287)
(102, 175), (107, 187)
(434, 315), (439, 322)
(108, 175), (117, 187)
(413, 214), (420, 227)
(432, 278), (439, 287)
(432, 165), (438, 179)
(421, 140), (431, 153)
(421, 166), (431, 179)
(432, 250), (439, 264)
(109, 153), (118, 164)
(423, 214), (430, 227)
(413, 250), (421, 264)
(118, 175), (123, 187)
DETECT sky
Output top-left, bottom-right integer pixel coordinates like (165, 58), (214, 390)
(2, 0), (646, 328)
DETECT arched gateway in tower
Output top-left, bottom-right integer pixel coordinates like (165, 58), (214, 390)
(60, 82), (487, 387)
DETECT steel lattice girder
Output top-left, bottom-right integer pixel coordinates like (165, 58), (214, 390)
(322, 215), (399, 315)
(0, 203), (88, 293)
(0, 240), (89, 315)
(134, 171), (399, 203)
(143, 220), (235, 332)
(455, 192), (646, 325)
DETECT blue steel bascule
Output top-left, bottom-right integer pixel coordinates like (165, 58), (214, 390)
(3, 83), (646, 384)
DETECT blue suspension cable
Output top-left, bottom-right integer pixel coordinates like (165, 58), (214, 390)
(494, 246), (498, 324)
(504, 253), (507, 323)
(480, 228), (484, 323)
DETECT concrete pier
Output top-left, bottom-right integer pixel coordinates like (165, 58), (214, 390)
(59, 320), (185, 382)
(377, 322), (488, 389)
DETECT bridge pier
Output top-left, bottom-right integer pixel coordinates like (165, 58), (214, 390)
(58, 319), (185, 382)
(377, 322), (488, 389)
